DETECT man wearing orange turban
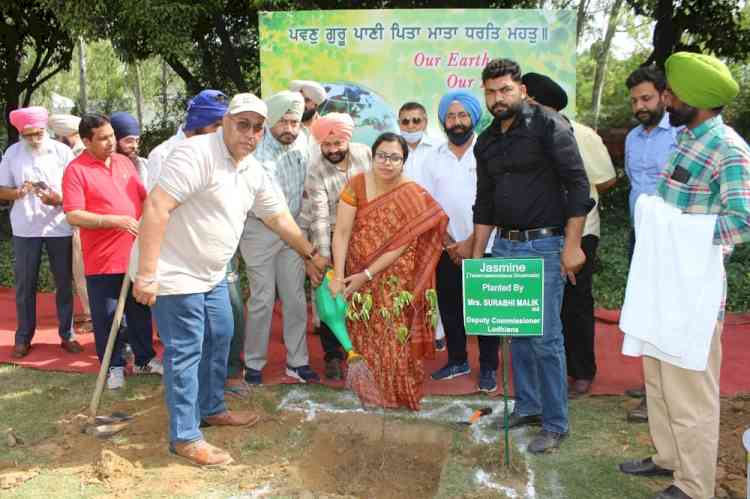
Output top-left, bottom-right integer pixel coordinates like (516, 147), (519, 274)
(299, 112), (371, 379)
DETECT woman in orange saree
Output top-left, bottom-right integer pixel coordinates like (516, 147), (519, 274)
(329, 132), (448, 410)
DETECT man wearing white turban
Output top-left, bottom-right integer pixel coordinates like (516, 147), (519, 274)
(289, 79), (327, 149)
(49, 113), (90, 328)
(49, 114), (84, 156)
(237, 90), (325, 388)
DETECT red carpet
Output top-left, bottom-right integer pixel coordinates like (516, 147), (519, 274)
(1, 287), (749, 396)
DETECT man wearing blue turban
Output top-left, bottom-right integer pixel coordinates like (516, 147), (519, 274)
(426, 90), (501, 394)
(146, 90), (228, 191)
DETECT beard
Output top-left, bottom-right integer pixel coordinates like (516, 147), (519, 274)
(667, 105), (697, 127)
(490, 100), (522, 120)
(634, 106), (665, 127)
(323, 149), (347, 164)
(445, 124), (473, 146)
(302, 107), (317, 122)
(275, 131), (298, 145)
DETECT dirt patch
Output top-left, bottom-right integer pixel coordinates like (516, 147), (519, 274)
(717, 395), (750, 498)
(298, 412), (451, 499)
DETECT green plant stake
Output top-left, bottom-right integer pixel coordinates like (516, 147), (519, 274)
(502, 337), (511, 466)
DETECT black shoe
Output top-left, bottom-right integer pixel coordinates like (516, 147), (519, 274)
(527, 429), (567, 453)
(627, 398), (648, 423)
(506, 412), (543, 429)
(619, 457), (673, 477)
(654, 485), (692, 499)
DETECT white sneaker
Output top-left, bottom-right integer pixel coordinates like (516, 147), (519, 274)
(132, 357), (163, 376)
(107, 367), (125, 390)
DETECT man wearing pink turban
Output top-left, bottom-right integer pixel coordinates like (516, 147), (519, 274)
(0, 106), (82, 358)
(299, 112), (371, 379)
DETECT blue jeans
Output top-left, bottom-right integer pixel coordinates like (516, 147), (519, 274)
(153, 279), (233, 445)
(86, 273), (155, 368)
(492, 235), (568, 434)
(13, 236), (74, 345)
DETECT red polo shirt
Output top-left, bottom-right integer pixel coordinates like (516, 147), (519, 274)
(62, 151), (146, 276)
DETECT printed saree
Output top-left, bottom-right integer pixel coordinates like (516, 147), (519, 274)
(343, 173), (448, 410)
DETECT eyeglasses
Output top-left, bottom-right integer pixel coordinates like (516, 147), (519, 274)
(400, 117), (423, 126)
(232, 117), (264, 134)
(374, 152), (404, 164)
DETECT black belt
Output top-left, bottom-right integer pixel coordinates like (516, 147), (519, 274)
(497, 226), (562, 242)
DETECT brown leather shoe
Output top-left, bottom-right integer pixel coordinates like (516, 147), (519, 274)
(171, 440), (234, 467)
(12, 343), (30, 358)
(61, 339), (83, 354)
(627, 397), (648, 422)
(202, 410), (260, 428)
(568, 379), (592, 399)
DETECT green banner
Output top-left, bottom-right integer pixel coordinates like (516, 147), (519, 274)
(259, 9), (576, 145)
(462, 258), (544, 336)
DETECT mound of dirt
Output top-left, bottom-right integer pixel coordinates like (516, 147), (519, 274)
(716, 396), (750, 498)
(298, 412), (451, 499)
(92, 449), (143, 486)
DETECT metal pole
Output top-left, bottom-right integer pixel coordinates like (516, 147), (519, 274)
(502, 337), (511, 466)
(78, 37), (87, 113)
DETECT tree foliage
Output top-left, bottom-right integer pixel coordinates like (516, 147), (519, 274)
(45, 0), (538, 98)
(0, 1), (75, 145)
(625, 0), (750, 67)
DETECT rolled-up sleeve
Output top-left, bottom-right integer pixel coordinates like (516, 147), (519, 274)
(715, 145), (750, 245)
(157, 143), (208, 204)
(472, 145), (495, 225)
(545, 117), (594, 219)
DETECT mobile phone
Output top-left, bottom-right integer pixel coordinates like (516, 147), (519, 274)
(32, 181), (48, 190)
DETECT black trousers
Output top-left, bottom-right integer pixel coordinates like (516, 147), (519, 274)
(561, 234), (598, 381)
(437, 251), (500, 370)
(319, 322), (345, 362)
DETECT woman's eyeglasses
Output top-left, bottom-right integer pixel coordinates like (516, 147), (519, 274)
(374, 152), (404, 165)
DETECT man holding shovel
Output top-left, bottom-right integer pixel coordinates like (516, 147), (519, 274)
(132, 93), (326, 467)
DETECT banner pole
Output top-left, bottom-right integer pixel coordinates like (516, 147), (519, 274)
(502, 336), (511, 466)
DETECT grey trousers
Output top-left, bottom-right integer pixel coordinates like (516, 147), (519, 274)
(240, 218), (308, 371)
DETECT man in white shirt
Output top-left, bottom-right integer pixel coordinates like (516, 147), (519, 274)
(399, 101), (442, 186)
(424, 91), (499, 393)
(289, 80), (327, 149)
(132, 93), (326, 467)
(0, 106), (82, 358)
(146, 90), (228, 191)
(111, 112), (148, 185)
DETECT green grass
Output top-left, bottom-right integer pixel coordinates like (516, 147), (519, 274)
(0, 367), (674, 498)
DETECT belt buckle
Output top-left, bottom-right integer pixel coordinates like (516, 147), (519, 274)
(507, 229), (522, 241)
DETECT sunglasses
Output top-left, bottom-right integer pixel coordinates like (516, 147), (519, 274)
(400, 117), (423, 126)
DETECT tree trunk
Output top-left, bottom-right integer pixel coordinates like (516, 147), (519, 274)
(164, 56), (201, 96)
(132, 62), (144, 129)
(576, 0), (590, 48)
(591, 0), (624, 130)
(161, 58), (169, 117)
(78, 37), (87, 114)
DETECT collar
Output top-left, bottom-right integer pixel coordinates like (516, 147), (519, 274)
(215, 128), (252, 172)
(686, 115), (723, 141)
(635, 112), (673, 137)
(437, 134), (476, 158)
(77, 149), (112, 168)
(488, 100), (534, 135)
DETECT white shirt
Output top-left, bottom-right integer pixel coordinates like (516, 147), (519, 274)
(146, 127), (187, 191)
(0, 138), (74, 237)
(421, 137), (494, 253)
(403, 134), (442, 187)
(131, 128), (287, 295)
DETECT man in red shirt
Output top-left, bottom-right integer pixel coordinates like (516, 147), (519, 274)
(62, 114), (162, 390)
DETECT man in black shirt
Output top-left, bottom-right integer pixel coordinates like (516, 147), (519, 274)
(471, 59), (593, 453)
